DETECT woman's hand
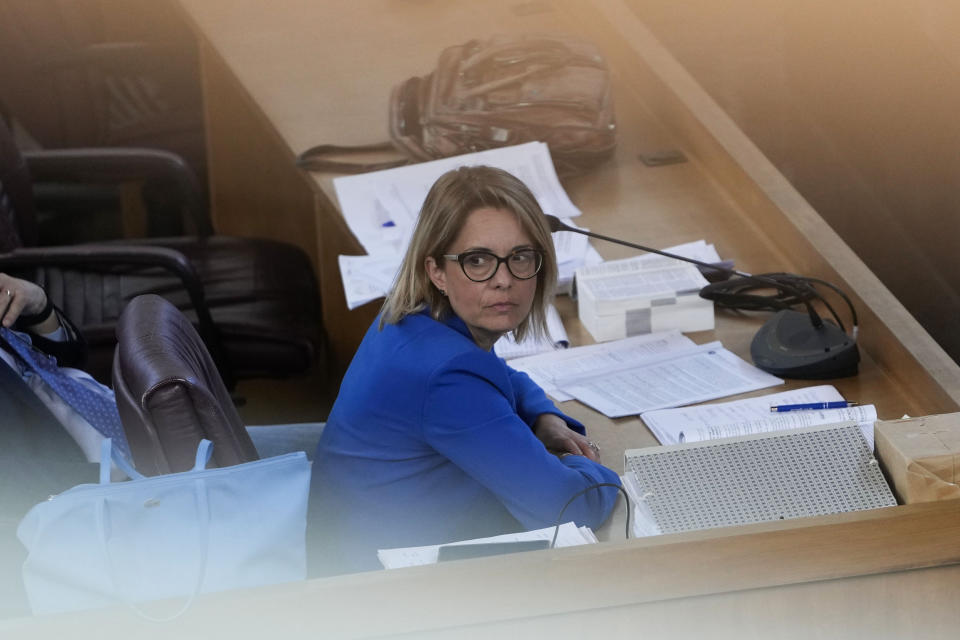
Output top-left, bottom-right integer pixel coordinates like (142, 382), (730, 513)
(0, 273), (59, 333)
(533, 413), (601, 462)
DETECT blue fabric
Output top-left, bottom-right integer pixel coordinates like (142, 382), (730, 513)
(311, 310), (620, 574)
(0, 327), (131, 459)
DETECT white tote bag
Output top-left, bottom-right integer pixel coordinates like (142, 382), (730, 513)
(17, 439), (311, 617)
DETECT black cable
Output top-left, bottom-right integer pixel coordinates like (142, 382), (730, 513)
(755, 272), (846, 329)
(550, 482), (631, 548)
(798, 274), (860, 333)
(700, 272), (858, 337)
(545, 214), (840, 333)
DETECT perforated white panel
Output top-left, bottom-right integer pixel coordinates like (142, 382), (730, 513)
(624, 423), (896, 535)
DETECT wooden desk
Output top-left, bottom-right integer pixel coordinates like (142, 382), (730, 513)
(173, 0), (960, 408)
(5, 0), (960, 637)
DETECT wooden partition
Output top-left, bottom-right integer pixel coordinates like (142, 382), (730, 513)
(4, 1), (960, 637)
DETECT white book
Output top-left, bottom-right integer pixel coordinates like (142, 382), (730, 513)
(640, 385), (876, 448)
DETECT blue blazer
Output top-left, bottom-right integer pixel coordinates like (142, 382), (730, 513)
(310, 310), (620, 574)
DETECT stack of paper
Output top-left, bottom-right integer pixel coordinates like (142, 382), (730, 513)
(334, 142), (582, 256)
(510, 331), (783, 418)
(376, 522), (596, 569)
(574, 241), (724, 343)
(509, 330), (698, 401)
(561, 343), (782, 418)
(640, 385), (877, 448)
(334, 142), (602, 309)
(576, 259), (713, 342)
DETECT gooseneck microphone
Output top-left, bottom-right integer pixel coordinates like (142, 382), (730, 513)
(546, 214), (860, 379)
(546, 214), (747, 278)
(545, 215), (826, 330)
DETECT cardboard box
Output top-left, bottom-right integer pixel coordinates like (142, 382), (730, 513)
(875, 413), (960, 504)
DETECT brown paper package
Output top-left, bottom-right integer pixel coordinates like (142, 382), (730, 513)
(875, 413), (960, 503)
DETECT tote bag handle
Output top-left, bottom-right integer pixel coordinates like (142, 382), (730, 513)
(95, 438), (213, 622)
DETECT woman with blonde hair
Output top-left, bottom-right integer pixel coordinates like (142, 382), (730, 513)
(311, 166), (619, 574)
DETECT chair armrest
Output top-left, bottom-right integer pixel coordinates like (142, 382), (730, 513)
(0, 244), (227, 381)
(23, 148), (212, 236)
(0, 243), (200, 287)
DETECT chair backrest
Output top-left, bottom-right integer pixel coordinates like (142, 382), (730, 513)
(0, 117), (36, 250)
(112, 293), (258, 475)
(0, 0), (206, 175)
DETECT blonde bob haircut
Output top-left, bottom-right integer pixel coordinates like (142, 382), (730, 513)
(380, 165), (557, 343)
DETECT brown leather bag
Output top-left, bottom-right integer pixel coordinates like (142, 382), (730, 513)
(297, 34), (617, 177)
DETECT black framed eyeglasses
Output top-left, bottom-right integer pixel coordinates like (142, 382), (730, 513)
(442, 249), (544, 282)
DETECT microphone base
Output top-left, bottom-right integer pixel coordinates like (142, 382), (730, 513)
(750, 310), (860, 379)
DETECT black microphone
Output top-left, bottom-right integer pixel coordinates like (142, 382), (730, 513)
(545, 215), (823, 327)
(546, 214), (742, 281)
(546, 214), (860, 379)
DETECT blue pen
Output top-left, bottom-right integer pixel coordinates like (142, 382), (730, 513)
(769, 401), (859, 413)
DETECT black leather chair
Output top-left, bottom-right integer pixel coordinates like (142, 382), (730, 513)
(0, 117), (325, 387)
(0, 0), (207, 183)
(113, 294), (258, 475)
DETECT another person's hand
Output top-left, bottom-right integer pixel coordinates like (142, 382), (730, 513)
(0, 273), (58, 332)
(533, 413), (601, 462)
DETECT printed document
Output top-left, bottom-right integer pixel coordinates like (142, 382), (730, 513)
(509, 330), (698, 401)
(575, 259), (709, 302)
(640, 385), (877, 447)
(338, 254), (402, 310)
(559, 342), (783, 418)
(334, 142), (581, 256)
(554, 217), (604, 293)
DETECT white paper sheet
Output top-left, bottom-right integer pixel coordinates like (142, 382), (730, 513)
(621, 471), (663, 538)
(494, 304), (569, 360)
(560, 343), (783, 418)
(334, 142), (582, 256)
(508, 330), (698, 401)
(338, 254), (402, 310)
